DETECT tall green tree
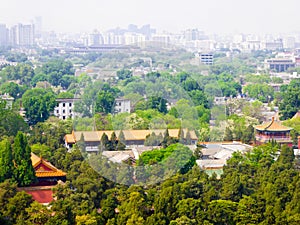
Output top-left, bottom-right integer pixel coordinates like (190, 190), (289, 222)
(110, 132), (117, 150)
(22, 88), (56, 125)
(278, 144), (295, 166)
(13, 132), (36, 186)
(100, 133), (110, 151)
(0, 139), (13, 182)
(95, 91), (115, 114)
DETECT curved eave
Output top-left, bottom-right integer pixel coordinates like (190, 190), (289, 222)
(35, 171), (67, 177)
(255, 128), (292, 132)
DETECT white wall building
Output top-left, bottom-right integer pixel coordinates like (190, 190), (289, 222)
(114, 98), (131, 114)
(54, 98), (80, 120)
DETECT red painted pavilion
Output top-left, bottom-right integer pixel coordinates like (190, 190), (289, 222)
(19, 153), (66, 204)
(255, 117), (293, 147)
(31, 153), (66, 186)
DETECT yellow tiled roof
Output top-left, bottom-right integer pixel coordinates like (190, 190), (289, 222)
(69, 129), (198, 143)
(255, 118), (292, 132)
(35, 171), (66, 177)
(65, 134), (75, 143)
(31, 153), (66, 178)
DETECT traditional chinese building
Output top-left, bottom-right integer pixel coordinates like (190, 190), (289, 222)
(19, 153), (67, 204)
(30, 153), (66, 186)
(255, 117), (293, 147)
(65, 129), (198, 153)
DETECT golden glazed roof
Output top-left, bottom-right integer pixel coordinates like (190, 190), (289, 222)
(255, 117), (292, 132)
(31, 153), (66, 178)
(68, 129), (198, 143)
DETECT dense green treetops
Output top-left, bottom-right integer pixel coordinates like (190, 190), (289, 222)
(1, 49), (300, 224)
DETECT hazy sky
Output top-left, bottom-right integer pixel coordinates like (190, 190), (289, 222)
(1, 0), (299, 34)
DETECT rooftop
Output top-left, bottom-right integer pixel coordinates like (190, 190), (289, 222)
(31, 153), (66, 178)
(255, 117), (292, 132)
(70, 129), (198, 143)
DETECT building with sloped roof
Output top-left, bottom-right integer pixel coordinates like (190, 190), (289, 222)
(18, 153), (67, 205)
(65, 129), (198, 152)
(31, 153), (66, 186)
(255, 117), (293, 146)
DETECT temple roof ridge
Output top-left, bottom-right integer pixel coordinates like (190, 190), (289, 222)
(255, 116), (292, 132)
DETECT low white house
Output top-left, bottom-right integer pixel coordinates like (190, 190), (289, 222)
(54, 98), (80, 120)
(114, 98), (131, 114)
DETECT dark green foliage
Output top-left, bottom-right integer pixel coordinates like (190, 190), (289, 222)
(162, 129), (178, 148)
(206, 200), (237, 225)
(76, 133), (86, 154)
(22, 88), (56, 125)
(110, 132), (117, 150)
(178, 128), (184, 144)
(100, 133), (110, 151)
(13, 132), (36, 186)
(95, 90), (115, 114)
(278, 144), (295, 166)
(0, 82), (27, 99)
(117, 130), (126, 150)
(144, 132), (163, 146)
(241, 125), (255, 144)
(117, 69), (132, 80)
(40, 59), (74, 87)
(185, 130), (192, 145)
(0, 143), (299, 224)
(0, 139), (13, 182)
(144, 96), (168, 114)
(0, 100), (29, 139)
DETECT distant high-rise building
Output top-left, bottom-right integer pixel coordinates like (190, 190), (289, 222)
(0, 24), (9, 46)
(88, 30), (103, 46)
(283, 37), (295, 50)
(140, 24), (156, 39)
(10, 23), (35, 47)
(184, 29), (200, 41)
(34, 16), (42, 38)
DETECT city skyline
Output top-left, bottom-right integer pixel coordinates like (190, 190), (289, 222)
(1, 0), (300, 35)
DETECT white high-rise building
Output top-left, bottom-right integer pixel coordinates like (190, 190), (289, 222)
(34, 16), (42, 38)
(10, 24), (35, 47)
(0, 24), (9, 46)
(88, 30), (104, 46)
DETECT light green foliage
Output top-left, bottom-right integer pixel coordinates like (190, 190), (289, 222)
(243, 83), (274, 102)
(75, 214), (98, 225)
(0, 63), (34, 85)
(279, 78), (300, 119)
(283, 114), (300, 133)
(37, 59), (74, 88)
(244, 74), (271, 84)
